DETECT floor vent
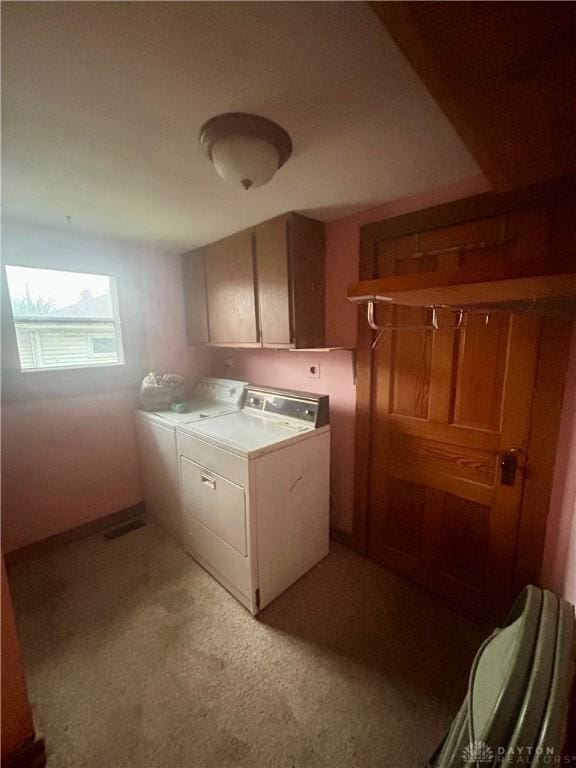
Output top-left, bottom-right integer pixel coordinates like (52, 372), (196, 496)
(103, 519), (146, 540)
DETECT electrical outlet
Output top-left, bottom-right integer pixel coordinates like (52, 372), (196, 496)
(307, 362), (320, 379)
(224, 357), (234, 369)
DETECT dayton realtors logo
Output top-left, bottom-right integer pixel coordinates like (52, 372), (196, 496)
(462, 741), (495, 763)
(462, 741), (576, 765)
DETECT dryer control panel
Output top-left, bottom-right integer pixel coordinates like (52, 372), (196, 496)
(243, 386), (329, 427)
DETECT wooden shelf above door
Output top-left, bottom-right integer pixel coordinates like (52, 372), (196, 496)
(346, 258), (576, 309)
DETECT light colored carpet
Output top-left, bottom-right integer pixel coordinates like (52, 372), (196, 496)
(10, 519), (488, 768)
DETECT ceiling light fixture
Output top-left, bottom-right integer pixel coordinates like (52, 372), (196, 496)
(199, 113), (292, 191)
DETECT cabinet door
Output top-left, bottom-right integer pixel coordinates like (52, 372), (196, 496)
(290, 214), (326, 348)
(256, 216), (292, 346)
(205, 232), (259, 345)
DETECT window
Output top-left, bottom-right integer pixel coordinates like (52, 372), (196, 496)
(91, 337), (117, 355)
(5, 266), (124, 371)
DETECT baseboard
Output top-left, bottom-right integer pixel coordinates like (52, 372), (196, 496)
(330, 527), (354, 549)
(3, 736), (46, 768)
(4, 502), (145, 566)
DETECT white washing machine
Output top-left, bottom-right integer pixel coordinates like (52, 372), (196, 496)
(135, 378), (248, 541)
(176, 386), (331, 614)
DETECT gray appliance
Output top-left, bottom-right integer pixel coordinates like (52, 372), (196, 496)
(429, 586), (575, 767)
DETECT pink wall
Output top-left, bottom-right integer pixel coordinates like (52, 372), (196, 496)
(2, 235), (209, 553)
(2, 390), (143, 551)
(1, 557), (35, 762)
(140, 252), (210, 388)
(541, 328), (576, 603)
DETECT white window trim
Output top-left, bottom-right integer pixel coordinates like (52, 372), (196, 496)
(109, 276), (125, 365)
(6, 267), (127, 374)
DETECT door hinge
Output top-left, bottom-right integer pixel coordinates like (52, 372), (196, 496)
(255, 588), (260, 611)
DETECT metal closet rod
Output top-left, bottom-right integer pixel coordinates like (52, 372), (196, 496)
(349, 294), (546, 349)
(366, 300), (478, 332)
(361, 299), (498, 350)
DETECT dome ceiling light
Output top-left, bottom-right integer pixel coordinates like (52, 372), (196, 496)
(199, 113), (292, 191)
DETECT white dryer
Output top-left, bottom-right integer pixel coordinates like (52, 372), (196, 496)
(176, 386), (330, 614)
(136, 378), (248, 541)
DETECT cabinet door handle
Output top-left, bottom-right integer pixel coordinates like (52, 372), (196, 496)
(200, 475), (216, 490)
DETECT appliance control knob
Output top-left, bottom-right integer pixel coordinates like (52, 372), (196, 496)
(305, 409), (314, 416)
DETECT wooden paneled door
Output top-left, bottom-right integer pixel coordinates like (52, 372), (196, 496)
(364, 210), (554, 620)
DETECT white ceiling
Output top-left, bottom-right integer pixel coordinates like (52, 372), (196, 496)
(2, 2), (481, 254)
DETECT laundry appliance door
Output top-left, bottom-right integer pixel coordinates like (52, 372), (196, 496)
(180, 457), (247, 556)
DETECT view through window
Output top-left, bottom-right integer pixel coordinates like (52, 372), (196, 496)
(5, 265), (124, 371)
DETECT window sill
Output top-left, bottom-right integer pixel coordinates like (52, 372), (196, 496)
(21, 361), (125, 374)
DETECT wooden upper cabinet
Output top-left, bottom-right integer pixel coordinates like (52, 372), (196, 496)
(255, 216), (292, 346)
(373, 3), (576, 191)
(183, 213), (325, 349)
(205, 232), (259, 346)
(256, 213), (325, 349)
(288, 214), (326, 349)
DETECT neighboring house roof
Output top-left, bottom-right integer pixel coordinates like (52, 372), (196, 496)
(14, 290), (113, 321)
(49, 290), (112, 318)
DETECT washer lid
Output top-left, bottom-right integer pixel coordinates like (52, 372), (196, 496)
(148, 403), (240, 425)
(144, 378), (249, 425)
